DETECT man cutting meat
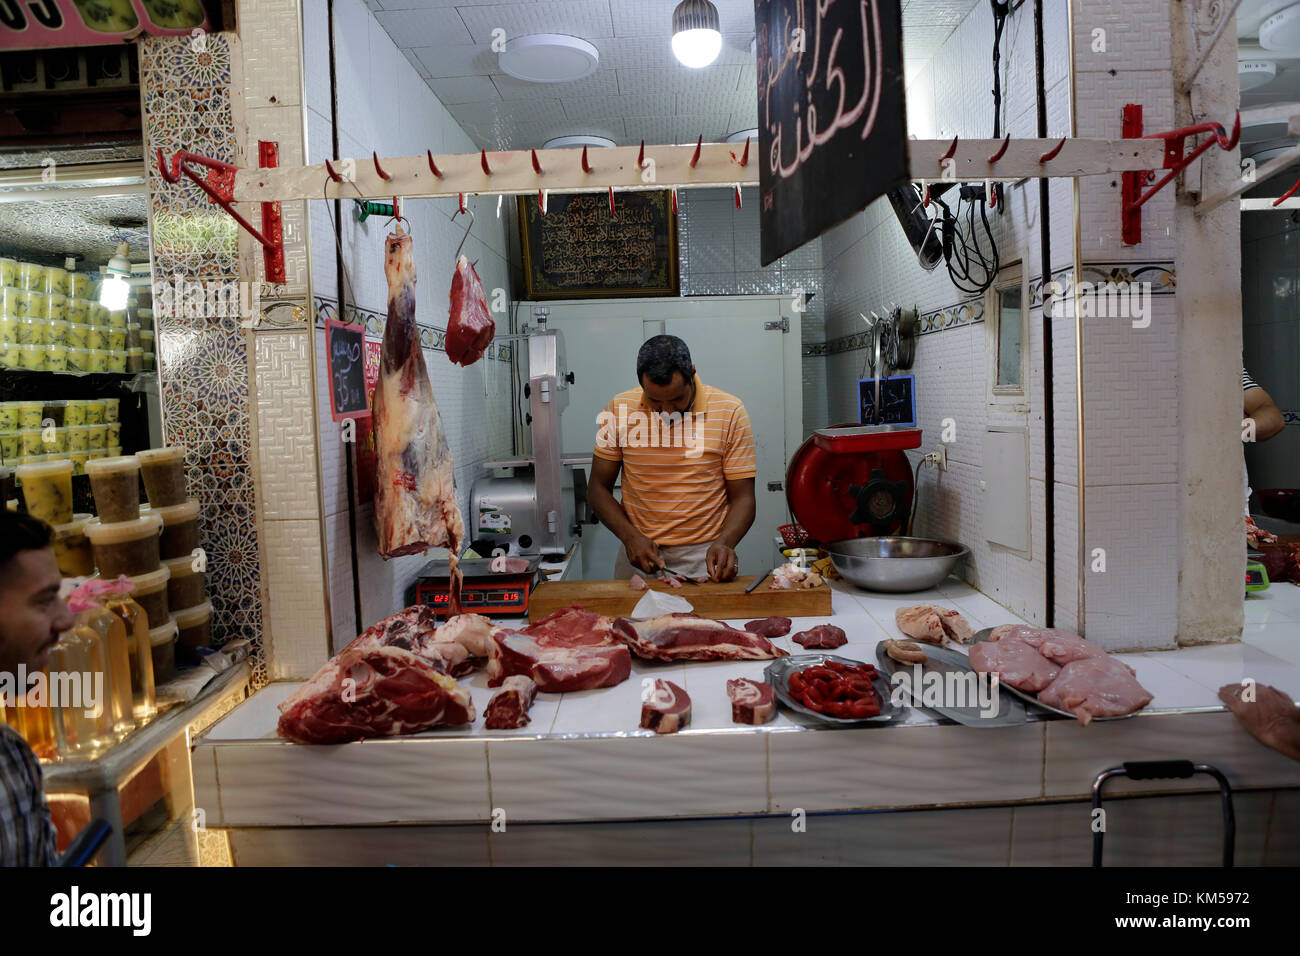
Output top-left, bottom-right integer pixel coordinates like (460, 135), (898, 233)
(589, 335), (756, 582)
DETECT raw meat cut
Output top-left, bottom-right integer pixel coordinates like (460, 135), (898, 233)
(487, 606), (631, 692)
(434, 613), (493, 658)
(745, 617), (792, 638)
(727, 678), (776, 724)
(489, 555), (531, 574)
(895, 605), (945, 644)
(989, 625), (1105, 665)
(640, 679), (690, 734)
(771, 563), (824, 589)
(277, 645), (474, 744)
(792, 624), (848, 649)
(882, 638), (927, 664)
(612, 613), (790, 662)
(350, 605), (473, 676)
(895, 605), (973, 644)
(1037, 655), (1153, 725)
(629, 574), (648, 591)
(373, 229), (466, 562)
(483, 676), (537, 729)
(446, 255), (495, 367)
(968, 635), (1060, 693)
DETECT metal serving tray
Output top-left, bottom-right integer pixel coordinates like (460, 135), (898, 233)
(970, 627), (1140, 722)
(873, 642), (1025, 728)
(764, 653), (902, 725)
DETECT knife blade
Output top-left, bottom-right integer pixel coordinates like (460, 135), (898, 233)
(746, 566), (777, 594)
(659, 566), (700, 585)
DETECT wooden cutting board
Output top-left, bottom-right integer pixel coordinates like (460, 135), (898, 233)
(527, 577), (831, 622)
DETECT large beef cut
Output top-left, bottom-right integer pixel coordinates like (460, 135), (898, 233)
(435, 613), (493, 658)
(373, 228), (466, 560)
(727, 678), (776, 724)
(1036, 656), (1153, 725)
(612, 613), (789, 662)
(488, 606), (631, 692)
(640, 679), (691, 734)
(792, 624), (847, 649)
(351, 605), (473, 677)
(745, 617), (792, 638)
(968, 634), (1060, 692)
(446, 255), (495, 367)
(484, 676), (537, 729)
(277, 645), (474, 744)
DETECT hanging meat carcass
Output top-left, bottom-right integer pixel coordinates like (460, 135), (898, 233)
(446, 254), (495, 367)
(372, 228), (466, 566)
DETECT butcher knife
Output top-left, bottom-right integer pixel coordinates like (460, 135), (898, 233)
(746, 566), (778, 594)
(659, 566), (700, 585)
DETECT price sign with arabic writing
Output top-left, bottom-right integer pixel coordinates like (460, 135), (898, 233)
(756, 0), (909, 266)
(325, 318), (371, 421)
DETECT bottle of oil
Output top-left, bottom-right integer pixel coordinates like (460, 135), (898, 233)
(101, 577), (156, 723)
(7, 672), (58, 762)
(73, 580), (136, 738)
(48, 623), (117, 757)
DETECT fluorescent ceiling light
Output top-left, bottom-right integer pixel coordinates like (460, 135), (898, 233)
(542, 135), (616, 149)
(499, 34), (599, 83)
(1239, 60), (1278, 91)
(1260, 3), (1300, 53)
(99, 242), (131, 310)
(672, 0), (722, 68)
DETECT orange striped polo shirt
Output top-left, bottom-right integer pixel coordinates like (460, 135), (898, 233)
(592, 375), (756, 546)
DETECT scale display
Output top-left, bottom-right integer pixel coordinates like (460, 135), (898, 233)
(416, 583), (531, 617)
(858, 375), (917, 427)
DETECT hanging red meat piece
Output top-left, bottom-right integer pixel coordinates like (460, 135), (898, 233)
(372, 228), (466, 560)
(446, 254), (495, 367)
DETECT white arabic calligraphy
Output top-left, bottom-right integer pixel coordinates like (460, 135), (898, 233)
(763, 0), (884, 181)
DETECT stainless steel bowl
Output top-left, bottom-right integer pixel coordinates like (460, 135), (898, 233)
(825, 536), (969, 593)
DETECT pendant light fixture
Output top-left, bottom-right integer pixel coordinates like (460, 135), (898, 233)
(672, 0), (722, 69)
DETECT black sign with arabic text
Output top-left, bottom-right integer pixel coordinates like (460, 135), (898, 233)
(755, 0), (910, 266)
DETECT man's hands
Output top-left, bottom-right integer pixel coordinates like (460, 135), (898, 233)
(622, 530), (663, 574)
(1218, 682), (1300, 760)
(706, 541), (739, 582)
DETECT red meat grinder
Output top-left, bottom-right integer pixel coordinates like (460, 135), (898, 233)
(785, 425), (923, 544)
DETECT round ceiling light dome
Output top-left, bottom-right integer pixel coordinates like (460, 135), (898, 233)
(499, 34), (599, 83)
(672, 0), (722, 69)
(1239, 60), (1278, 92)
(726, 127), (758, 143)
(542, 135), (616, 149)
(1260, 3), (1300, 53)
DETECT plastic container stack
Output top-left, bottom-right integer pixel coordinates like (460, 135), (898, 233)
(0, 259), (145, 374)
(0, 397), (123, 473)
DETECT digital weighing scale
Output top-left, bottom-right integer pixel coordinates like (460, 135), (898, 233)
(414, 556), (541, 619)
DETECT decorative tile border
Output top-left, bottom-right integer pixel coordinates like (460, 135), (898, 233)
(805, 263), (1178, 357)
(142, 33), (267, 689)
(314, 297), (514, 364)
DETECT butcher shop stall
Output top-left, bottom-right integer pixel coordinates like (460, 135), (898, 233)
(18, 0), (1296, 867)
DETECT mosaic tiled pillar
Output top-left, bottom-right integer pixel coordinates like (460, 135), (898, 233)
(141, 34), (267, 686)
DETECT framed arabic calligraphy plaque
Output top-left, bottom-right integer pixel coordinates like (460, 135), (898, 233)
(517, 190), (679, 299)
(755, 0), (910, 266)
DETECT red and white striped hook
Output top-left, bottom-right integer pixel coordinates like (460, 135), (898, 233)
(458, 192), (467, 215)
(733, 184), (742, 209)
(671, 188), (679, 215)
(689, 135), (703, 169)
(608, 186), (615, 215)
(539, 188), (548, 216)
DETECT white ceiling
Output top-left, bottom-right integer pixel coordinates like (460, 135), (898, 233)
(365, 0), (982, 150)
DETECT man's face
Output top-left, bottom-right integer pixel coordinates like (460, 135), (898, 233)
(0, 549), (74, 675)
(641, 369), (696, 415)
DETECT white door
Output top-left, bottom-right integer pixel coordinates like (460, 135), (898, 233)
(541, 296), (800, 579)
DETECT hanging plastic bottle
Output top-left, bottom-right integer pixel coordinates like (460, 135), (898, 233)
(49, 589), (118, 757)
(98, 575), (156, 722)
(66, 581), (135, 740)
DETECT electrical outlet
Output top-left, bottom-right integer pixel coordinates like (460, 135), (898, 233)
(934, 445), (947, 470)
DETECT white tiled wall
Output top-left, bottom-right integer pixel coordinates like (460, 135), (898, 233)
(677, 187), (829, 435)
(303, 0), (516, 653)
(821, 0), (1076, 628)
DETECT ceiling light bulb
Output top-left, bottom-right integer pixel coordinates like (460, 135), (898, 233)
(1260, 3), (1300, 53)
(672, 0), (722, 69)
(1239, 60), (1278, 92)
(100, 242), (131, 309)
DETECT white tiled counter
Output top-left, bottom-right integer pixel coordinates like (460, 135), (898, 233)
(192, 579), (1300, 865)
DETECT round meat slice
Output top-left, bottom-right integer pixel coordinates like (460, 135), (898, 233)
(883, 638), (928, 664)
(792, 624), (847, 649)
(745, 616), (792, 638)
